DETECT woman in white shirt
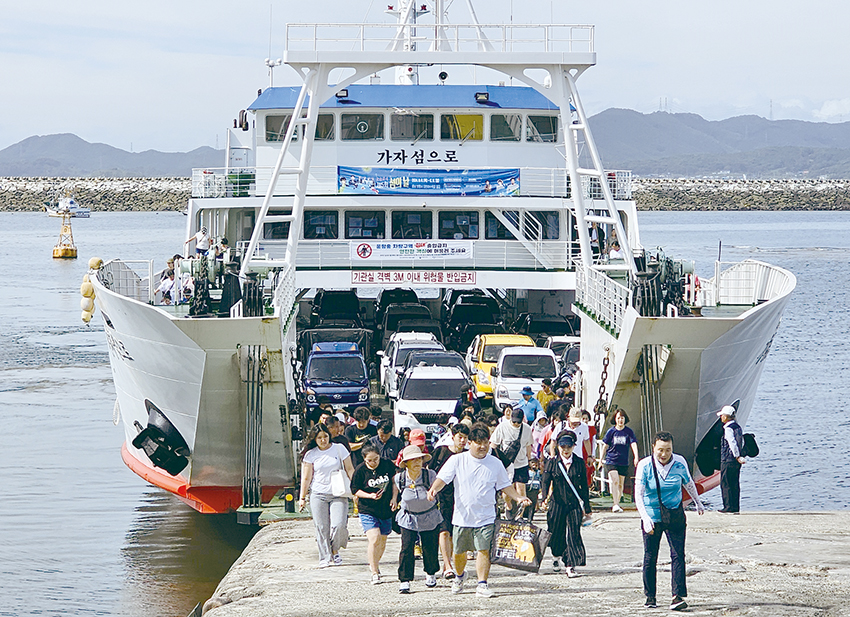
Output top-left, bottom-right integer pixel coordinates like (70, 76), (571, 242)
(299, 424), (355, 568)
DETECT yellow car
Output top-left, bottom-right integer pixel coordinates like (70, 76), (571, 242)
(465, 333), (535, 400)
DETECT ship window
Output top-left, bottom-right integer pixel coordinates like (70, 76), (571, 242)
(345, 211), (386, 239)
(391, 113), (434, 142)
(438, 211), (479, 240)
(490, 114), (522, 142)
(485, 211), (519, 240)
(527, 211), (560, 240)
(304, 210), (338, 239)
(266, 114), (300, 142)
(263, 210), (291, 240)
(440, 114), (483, 141)
(315, 114), (335, 140)
(526, 115), (559, 143)
(392, 211), (433, 239)
(341, 113), (385, 140)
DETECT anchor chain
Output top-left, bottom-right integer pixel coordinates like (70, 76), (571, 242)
(592, 348), (611, 424)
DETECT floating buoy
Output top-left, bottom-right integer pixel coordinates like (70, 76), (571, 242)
(81, 268), (97, 323)
(52, 212), (77, 259)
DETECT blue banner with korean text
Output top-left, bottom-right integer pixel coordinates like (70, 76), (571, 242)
(338, 166), (520, 196)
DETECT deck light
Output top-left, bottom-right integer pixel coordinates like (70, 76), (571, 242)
(336, 89), (349, 99)
(475, 92), (489, 103)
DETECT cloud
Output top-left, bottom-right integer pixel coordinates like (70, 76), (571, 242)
(813, 99), (850, 121)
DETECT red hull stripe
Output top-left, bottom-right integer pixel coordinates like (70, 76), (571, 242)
(121, 443), (283, 514)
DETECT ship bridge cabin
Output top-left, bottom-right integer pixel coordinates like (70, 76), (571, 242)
(189, 84), (636, 290)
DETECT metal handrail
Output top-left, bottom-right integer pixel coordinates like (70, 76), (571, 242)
(98, 260), (155, 304)
(576, 264), (632, 335)
(285, 24), (594, 54)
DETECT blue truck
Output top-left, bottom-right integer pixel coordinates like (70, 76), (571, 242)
(303, 342), (370, 412)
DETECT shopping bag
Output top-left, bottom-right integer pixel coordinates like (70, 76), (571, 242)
(329, 469), (352, 498)
(489, 517), (552, 573)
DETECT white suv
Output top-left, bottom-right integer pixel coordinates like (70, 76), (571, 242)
(394, 365), (471, 440)
(490, 347), (559, 411)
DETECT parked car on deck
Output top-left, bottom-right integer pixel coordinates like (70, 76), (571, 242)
(512, 313), (577, 346)
(440, 288), (485, 322)
(445, 303), (499, 349)
(465, 334), (535, 401)
(310, 289), (363, 328)
(394, 365), (472, 442)
(377, 332), (443, 397)
(303, 342), (370, 414)
(453, 322), (508, 355)
(490, 346), (559, 411)
(396, 318), (443, 343)
(374, 288), (419, 328)
(377, 302), (432, 349)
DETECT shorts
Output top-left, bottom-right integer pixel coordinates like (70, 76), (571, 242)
(453, 523), (495, 554)
(438, 494), (455, 535)
(512, 465), (530, 484)
(359, 513), (392, 536)
(604, 464), (629, 477)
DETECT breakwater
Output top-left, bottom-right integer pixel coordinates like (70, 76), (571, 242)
(2, 177), (850, 211)
(633, 177), (850, 210)
(0, 177), (189, 211)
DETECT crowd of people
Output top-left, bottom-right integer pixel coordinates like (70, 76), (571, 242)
(296, 386), (754, 610)
(154, 228), (230, 305)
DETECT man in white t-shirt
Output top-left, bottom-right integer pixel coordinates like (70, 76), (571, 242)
(490, 407), (533, 518)
(427, 424), (531, 598)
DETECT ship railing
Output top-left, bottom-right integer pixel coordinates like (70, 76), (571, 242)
(98, 260), (155, 304)
(700, 259), (795, 306)
(284, 23), (594, 54)
(191, 167), (632, 200)
(245, 239), (578, 271)
(272, 264), (299, 330)
(575, 263), (632, 336)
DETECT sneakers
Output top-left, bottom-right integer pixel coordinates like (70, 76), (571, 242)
(398, 581), (411, 594)
(451, 573), (465, 594)
(566, 567), (579, 578)
(553, 558), (563, 573)
(371, 573), (382, 585)
(670, 596), (688, 611)
(644, 597), (657, 608)
(612, 504), (624, 513)
(332, 554), (343, 566)
(317, 560), (330, 569)
(425, 574), (437, 588)
(476, 582), (494, 598)
(443, 568), (456, 580)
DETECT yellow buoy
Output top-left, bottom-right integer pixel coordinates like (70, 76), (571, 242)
(81, 310), (93, 323)
(88, 257), (103, 269)
(81, 296), (95, 312)
(53, 212), (77, 259)
(80, 281), (95, 297)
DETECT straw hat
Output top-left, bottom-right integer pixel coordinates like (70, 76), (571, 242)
(400, 444), (431, 463)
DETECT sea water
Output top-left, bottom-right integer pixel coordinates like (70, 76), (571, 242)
(0, 210), (848, 616)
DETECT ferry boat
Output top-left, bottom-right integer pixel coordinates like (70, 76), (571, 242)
(89, 0), (794, 515)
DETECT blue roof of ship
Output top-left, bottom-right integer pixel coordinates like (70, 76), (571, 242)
(249, 85), (559, 111)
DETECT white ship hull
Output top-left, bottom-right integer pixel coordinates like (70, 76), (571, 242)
(92, 265), (295, 513)
(577, 260), (796, 494)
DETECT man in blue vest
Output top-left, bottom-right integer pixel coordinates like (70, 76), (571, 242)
(718, 405), (746, 513)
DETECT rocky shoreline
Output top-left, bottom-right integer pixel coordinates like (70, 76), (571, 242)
(2, 177), (850, 211)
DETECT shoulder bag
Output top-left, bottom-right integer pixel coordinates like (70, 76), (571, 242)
(496, 425), (524, 469)
(329, 445), (353, 498)
(651, 458), (686, 530)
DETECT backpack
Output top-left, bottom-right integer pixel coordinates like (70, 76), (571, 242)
(741, 433), (759, 458)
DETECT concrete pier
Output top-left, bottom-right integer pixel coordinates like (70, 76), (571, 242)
(201, 511), (850, 616)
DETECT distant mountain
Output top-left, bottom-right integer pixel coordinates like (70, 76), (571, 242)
(0, 134), (223, 177)
(590, 109), (850, 177)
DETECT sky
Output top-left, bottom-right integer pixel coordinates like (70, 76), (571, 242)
(1, 0), (848, 153)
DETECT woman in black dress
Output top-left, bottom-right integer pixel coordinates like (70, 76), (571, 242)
(542, 430), (592, 577)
